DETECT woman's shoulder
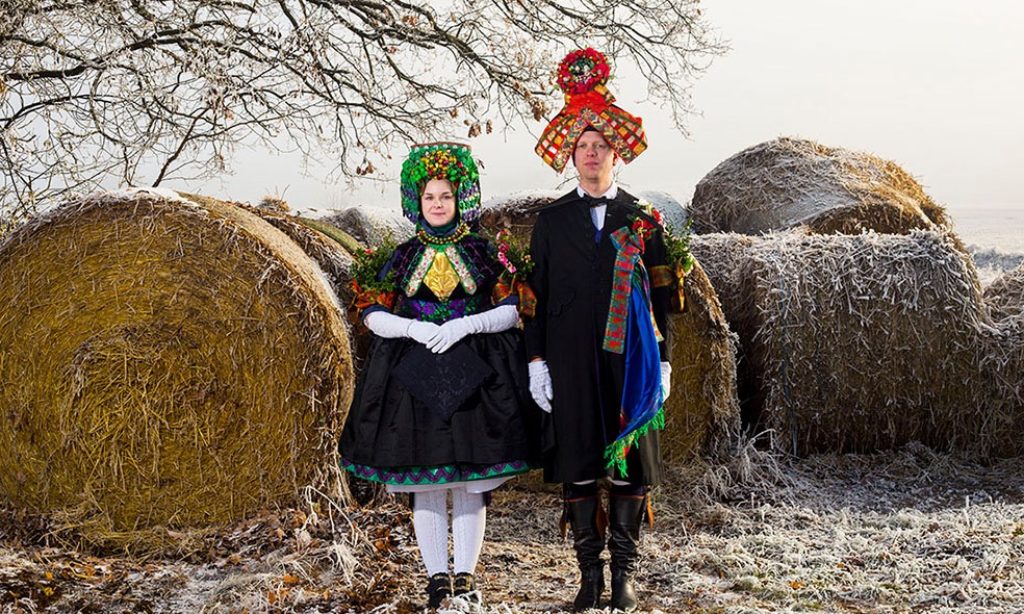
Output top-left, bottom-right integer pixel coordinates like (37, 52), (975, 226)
(381, 237), (426, 276)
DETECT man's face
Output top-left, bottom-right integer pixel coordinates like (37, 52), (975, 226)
(572, 130), (616, 186)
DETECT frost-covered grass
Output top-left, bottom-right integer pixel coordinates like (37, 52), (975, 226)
(3, 443), (1023, 613)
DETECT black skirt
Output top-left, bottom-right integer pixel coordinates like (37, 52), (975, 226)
(339, 330), (542, 486)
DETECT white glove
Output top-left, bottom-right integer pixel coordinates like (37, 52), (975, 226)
(408, 320), (440, 345)
(660, 361), (672, 402)
(364, 311), (439, 346)
(426, 305), (519, 354)
(426, 317), (474, 353)
(528, 360), (553, 413)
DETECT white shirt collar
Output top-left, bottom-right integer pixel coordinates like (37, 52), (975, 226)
(576, 182), (618, 200)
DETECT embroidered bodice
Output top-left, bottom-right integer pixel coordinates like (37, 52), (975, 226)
(379, 234), (504, 323)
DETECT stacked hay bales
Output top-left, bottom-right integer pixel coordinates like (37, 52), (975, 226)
(0, 189), (354, 548)
(691, 230), (1024, 457)
(690, 138), (956, 238)
(480, 192), (741, 465)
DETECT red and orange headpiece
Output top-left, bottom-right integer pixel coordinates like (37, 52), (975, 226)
(535, 48), (647, 172)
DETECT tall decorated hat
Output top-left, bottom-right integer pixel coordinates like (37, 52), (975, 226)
(400, 142), (482, 224)
(535, 48), (647, 172)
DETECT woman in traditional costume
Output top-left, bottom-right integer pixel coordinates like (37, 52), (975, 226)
(339, 142), (537, 608)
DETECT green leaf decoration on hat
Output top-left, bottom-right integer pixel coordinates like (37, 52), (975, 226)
(400, 142), (481, 224)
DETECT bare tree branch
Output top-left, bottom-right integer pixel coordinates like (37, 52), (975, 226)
(0, 0), (726, 230)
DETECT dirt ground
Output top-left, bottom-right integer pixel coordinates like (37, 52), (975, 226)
(3, 442), (1023, 614)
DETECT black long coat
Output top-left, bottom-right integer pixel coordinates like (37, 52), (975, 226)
(525, 189), (672, 485)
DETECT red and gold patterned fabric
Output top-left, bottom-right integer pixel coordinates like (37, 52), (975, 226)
(535, 48), (647, 172)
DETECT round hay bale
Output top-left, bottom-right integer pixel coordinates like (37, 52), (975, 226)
(693, 229), (1024, 457)
(0, 188), (354, 547)
(256, 212), (359, 306)
(479, 197), (741, 471)
(320, 206), (413, 247)
(691, 232), (781, 431)
(636, 190), (690, 233)
(660, 261), (741, 464)
(983, 263), (1024, 321)
(690, 137), (957, 238)
(479, 190), (562, 245)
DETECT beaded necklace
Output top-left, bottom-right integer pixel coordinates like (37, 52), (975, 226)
(416, 221), (471, 246)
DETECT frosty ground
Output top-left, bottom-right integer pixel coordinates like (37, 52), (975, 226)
(2, 442), (1023, 613)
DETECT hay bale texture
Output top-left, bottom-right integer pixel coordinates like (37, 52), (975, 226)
(255, 210), (360, 306)
(0, 188), (354, 546)
(984, 263), (1024, 322)
(690, 138), (956, 238)
(320, 206), (413, 247)
(480, 193), (741, 465)
(692, 230), (1024, 457)
(661, 261), (741, 463)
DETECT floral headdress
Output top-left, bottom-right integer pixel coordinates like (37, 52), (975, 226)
(535, 48), (647, 172)
(400, 142), (481, 224)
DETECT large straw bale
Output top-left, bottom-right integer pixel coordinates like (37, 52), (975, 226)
(983, 263), (1024, 321)
(690, 138), (956, 238)
(479, 195), (741, 467)
(692, 230), (1024, 457)
(320, 206), (413, 247)
(257, 212), (359, 305)
(0, 188), (354, 547)
(479, 190), (561, 245)
(661, 262), (741, 464)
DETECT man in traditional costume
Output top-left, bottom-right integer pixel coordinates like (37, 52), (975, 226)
(525, 48), (675, 612)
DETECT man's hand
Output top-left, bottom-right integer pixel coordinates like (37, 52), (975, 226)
(528, 360), (554, 413)
(660, 361), (672, 402)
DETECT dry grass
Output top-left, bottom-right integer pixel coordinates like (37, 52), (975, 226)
(691, 230), (1024, 458)
(689, 137), (958, 243)
(0, 189), (355, 552)
(4, 445), (1023, 613)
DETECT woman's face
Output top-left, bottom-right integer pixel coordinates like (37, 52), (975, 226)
(420, 178), (457, 227)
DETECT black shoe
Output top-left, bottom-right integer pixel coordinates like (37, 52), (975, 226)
(425, 572), (451, 609)
(607, 494), (645, 612)
(566, 495), (606, 611)
(453, 572), (480, 603)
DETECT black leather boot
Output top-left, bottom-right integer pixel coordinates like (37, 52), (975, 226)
(607, 494), (646, 612)
(566, 495), (606, 612)
(425, 572), (451, 609)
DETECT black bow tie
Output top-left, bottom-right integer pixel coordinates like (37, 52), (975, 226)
(582, 195), (610, 208)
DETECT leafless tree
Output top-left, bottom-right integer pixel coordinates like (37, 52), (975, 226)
(1, 0), (725, 229)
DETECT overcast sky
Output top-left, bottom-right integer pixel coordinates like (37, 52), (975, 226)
(186, 1), (1024, 215)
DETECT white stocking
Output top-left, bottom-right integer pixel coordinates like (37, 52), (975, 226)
(413, 490), (449, 576)
(452, 488), (487, 575)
